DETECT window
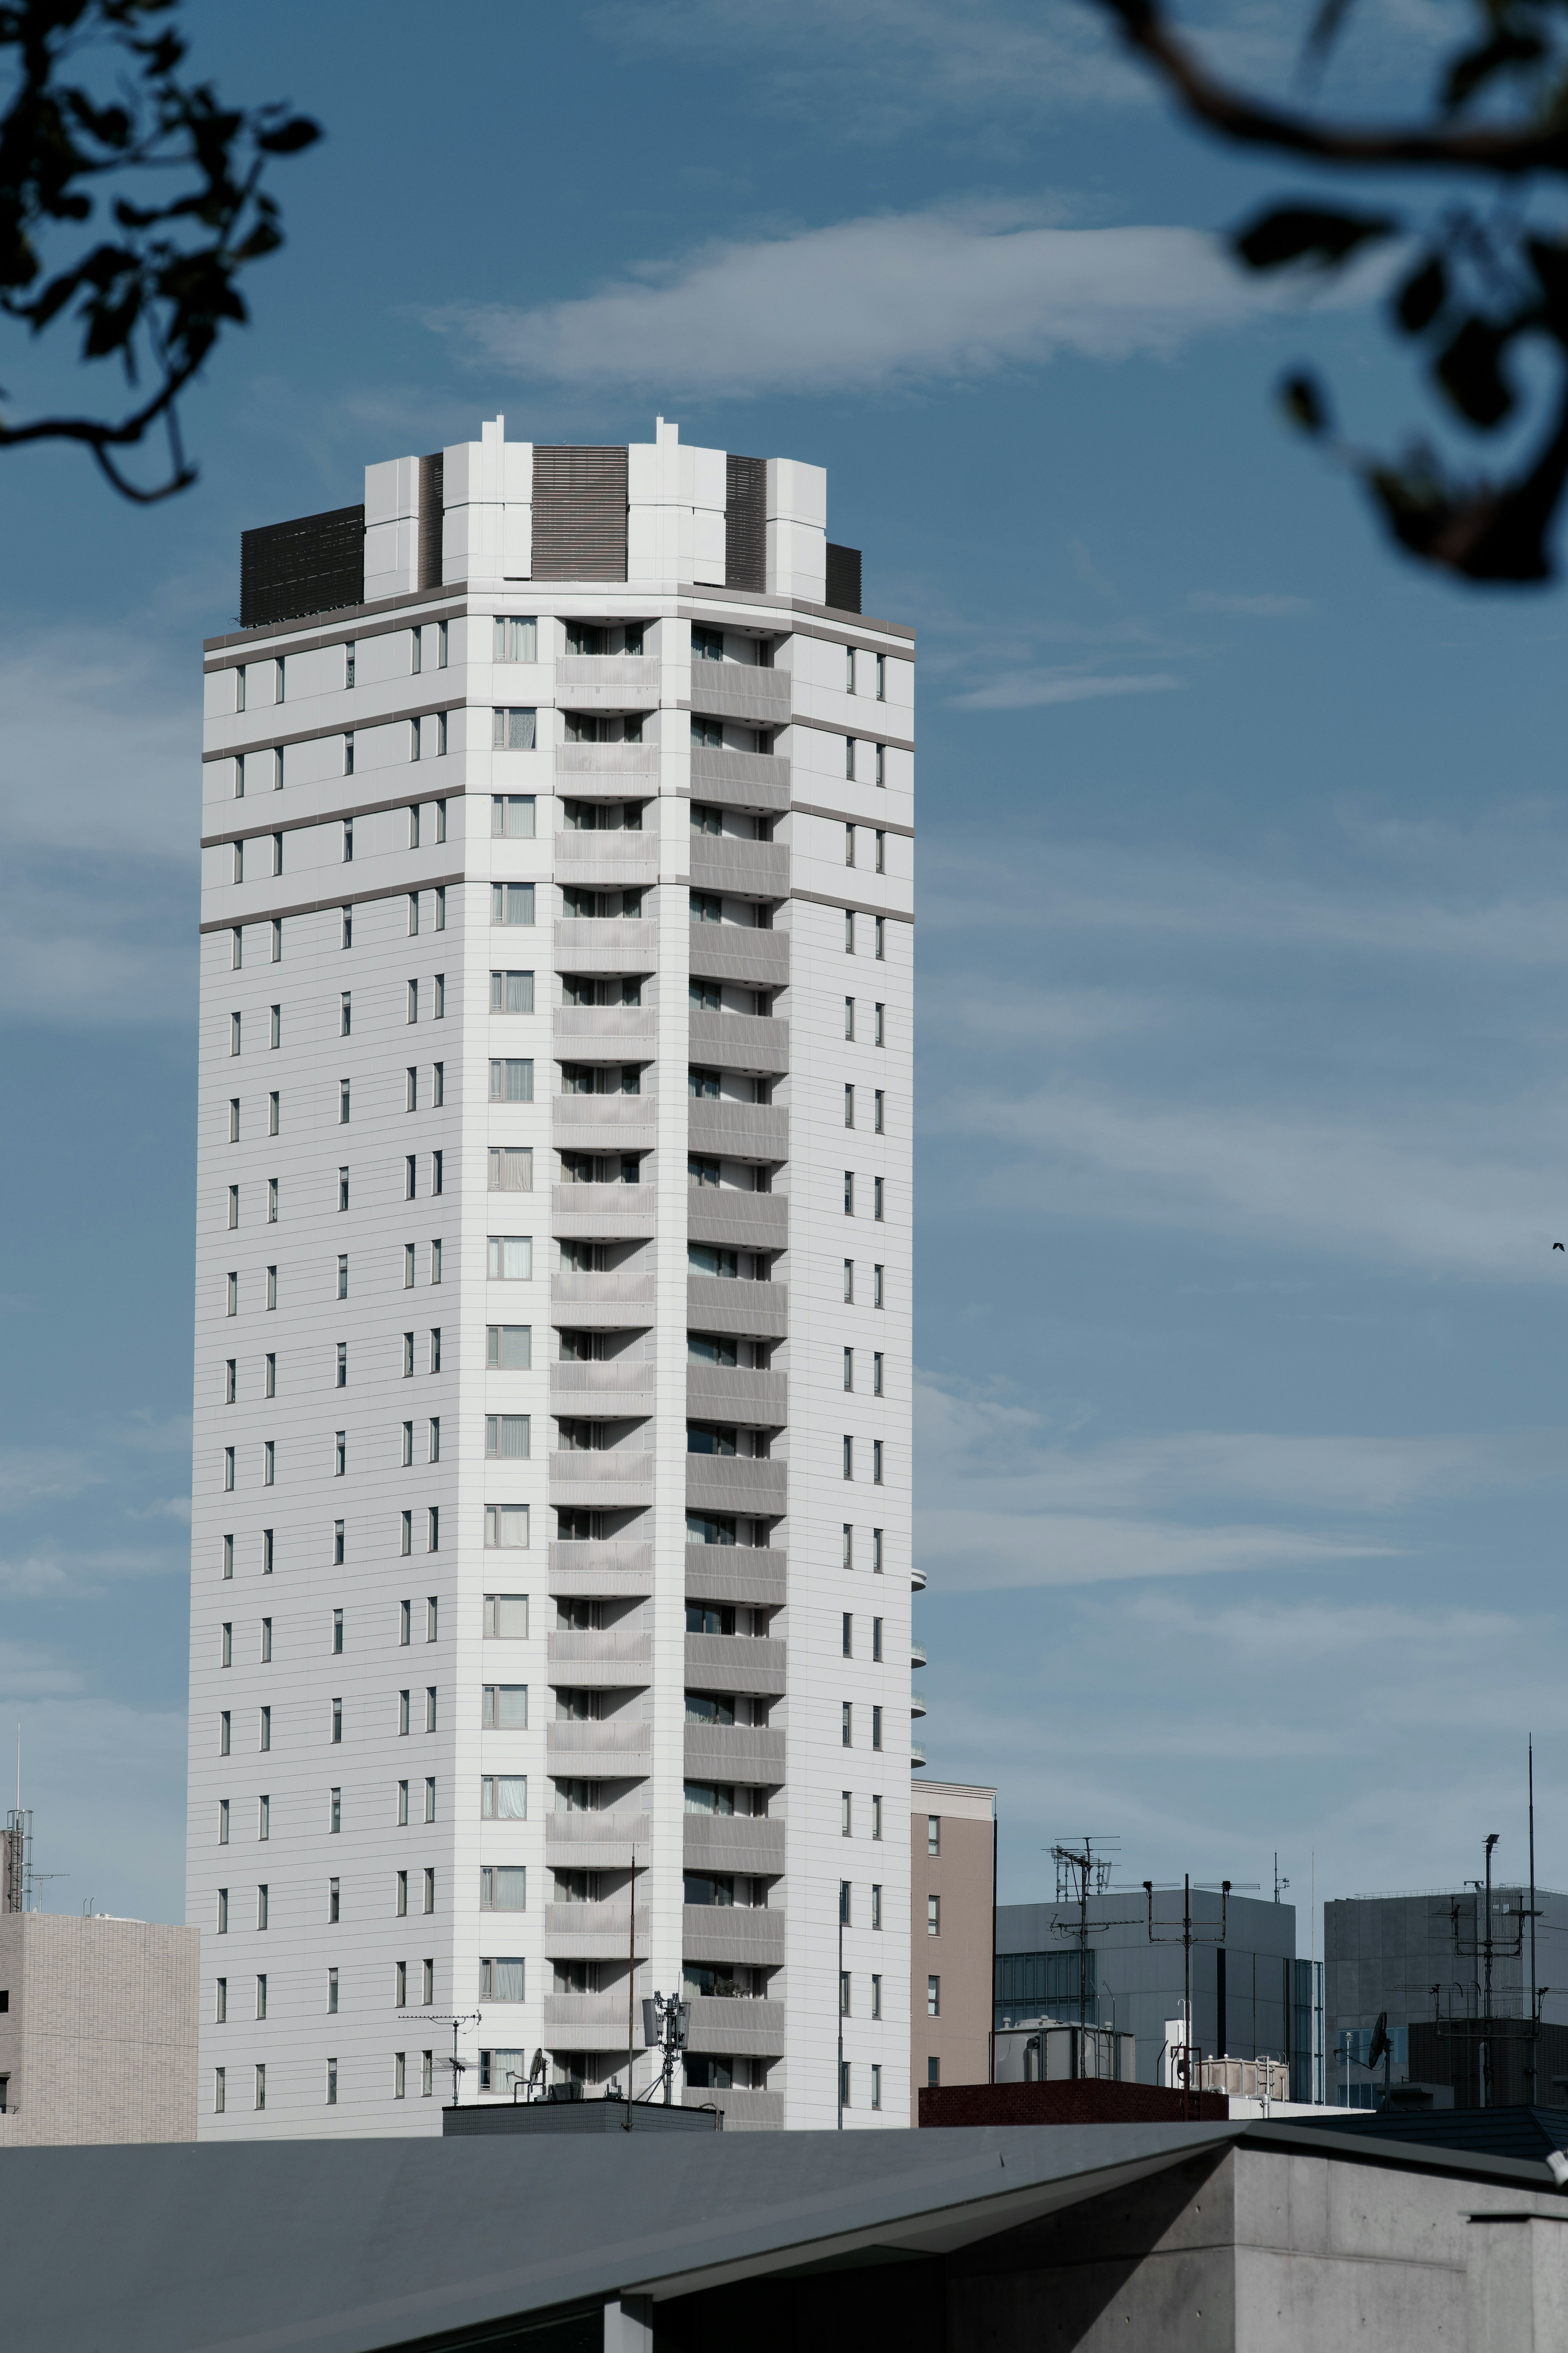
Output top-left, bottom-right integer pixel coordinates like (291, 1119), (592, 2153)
(223, 1532), (234, 1579)
(423, 1868), (435, 1915)
(842, 1612), (853, 1657)
(871, 1881), (882, 1929)
(875, 829), (886, 874)
(398, 1779), (409, 1825)
(840, 1880), (852, 1926)
(492, 709), (537, 751)
(927, 2057), (940, 2088)
(422, 2049), (434, 2097)
(843, 1259), (854, 1303)
(228, 1097), (240, 1144)
(927, 1974), (940, 2018)
(336, 1340), (347, 1389)
(872, 1706), (883, 1752)
(393, 2051), (406, 2100)
(491, 794), (537, 836)
(494, 616), (539, 662)
(873, 1441), (884, 1484)
(426, 1776), (437, 1823)
(268, 1092), (279, 1135)
(328, 1967), (339, 2015)
(871, 1793), (883, 1840)
(266, 1265), (277, 1309)
(488, 1147), (533, 1193)
(257, 1885), (269, 1930)
(433, 1063), (444, 1108)
(231, 926), (243, 969)
(409, 892), (420, 936)
(842, 1436), (853, 1480)
(330, 1787), (341, 1834)
(842, 1524), (853, 1569)
(399, 1689), (410, 1734)
(482, 1775), (528, 1819)
(870, 2062), (882, 2111)
(428, 1418), (441, 1466)
(403, 1332), (415, 1376)
(218, 1798), (229, 1844)
(486, 1414), (531, 1459)
(233, 840), (245, 885)
(271, 918), (282, 963)
(844, 1172), (855, 1216)
(873, 1090), (884, 1136)
(229, 1010), (242, 1058)
(422, 1958), (434, 2005)
(480, 1865), (528, 1911)
(490, 968), (535, 1014)
(334, 1430), (346, 1477)
(266, 1175), (278, 1223)
(435, 972), (445, 1013)
(401, 1505), (413, 1550)
(845, 737), (855, 781)
(875, 916), (886, 961)
(486, 1325), (532, 1370)
(343, 812), (354, 856)
(480, 1956), (526, 2001)
(426, 1686), (437, 1731)
(223, 1447), (235, 1493)
(842, 1701), (853, 1746)
(840, 1969), (851, 2017)
(432, 1149), (445, 1197)
(341, 906), (352, 950)
(406, 1156), (417, 1202)
(873, 1264), (884, 1309)
(484, 1592), (528, 1638)
(406, 1066), (418, 1113)
(844, 1085), (855, 1130)
(841, 1791), (852, 1836)
(489, 1057), (534, 1102)
(333, 1520), (344, 1565)
(332, 1697), (342, 1743)
(844, 997), (855, 1041)
(264, 1356), (276, 1400)
(482, 1684), (529, 1729)
(396, 1870), (408, 1916)
(220, 1619), (233, 1667)
(261, 1616), (272, 1662)
(927, 1894), (940, 1936)
(338, 1254), (348, 1299)
(268, 1004), (281, 1053)
(220, 1710), (231, 1756)
(845, 823), (856, 868)
(216, 1885), (228, 1931)
(845, 911), (855, 954)
(487, 1235), (532, 1279)
(428, 1505), (441, 1551)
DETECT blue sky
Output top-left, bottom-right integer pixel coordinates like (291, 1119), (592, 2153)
(3, 0), (1567, 1932)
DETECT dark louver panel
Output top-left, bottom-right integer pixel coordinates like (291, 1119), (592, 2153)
(532, 446), (628, 581)
(725, 454), (767, 593)
(241, 505), (364, 629)
(824, 543), (862, 616)
(417, 452), (444, 591)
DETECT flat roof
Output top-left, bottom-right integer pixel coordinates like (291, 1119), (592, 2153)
(2, 2121), (1561, 2353)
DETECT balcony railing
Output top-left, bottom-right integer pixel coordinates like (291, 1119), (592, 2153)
(551, 1184), (655, 1240)
(548, 1453), (655, 1510)
(557, 655), (661, 699)
(685, 1456), (788, 1517)
(684, 1994), (786, 2058)
(683, 2087), (786, 2129)
(684, 1630), (786, 1693)
(543, 1900), (648, 1955)
(682, 1814), (787, 1874)
(688, 745), (791, 813)
(685, 926), (789, 990)
(683, 1724), (786, 1782)
(687, 1009), (790, 1076)
(552, 918), (657, 970)
(682, 1543), (787, 1606)
(686, 665), (791, 728)
(554, 832), (659, 883)
(551, 1361), (656, 1400)
(689, 837), (791, 902)
(543, 1809), (650, 1856)
(542, 1992), (632, 2031)
(551, 1270), (657, 1309)
(687, 1100), (788, 1163)
(554, 1094), (655, 1131)
(553, 1006), (658, 1048)
(554, 743), (658, 780)
(550, 1540), (655, 1596)
(681, 1903), (785, 1967)
(684, 1275), (788, 1339)
(548, 1628), (653, 1668)
(546, 1717), (651, 1756)
(685, 1366), (786, 1428)
(686, 1189), (788, 1255)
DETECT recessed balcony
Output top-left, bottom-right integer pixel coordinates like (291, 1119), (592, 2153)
(554, 744), (658, 790)
(687, 1099), (788, 1163)
(551, 1183), (655, 1242)
(554, 830), (659, 888)
(557, 654), (661, 707)
(685, 1455), (787, 1519)
(543, 1809), (649, 1867)
(684, 1276), (788, 1340)
(683, 1813), (786, 1876)
(682, 2087), (785, 2130)
(684, 1994), (786, 2059)
(550, 1540), (654, 1598)
(542, 1992), (632, 2041)
(682, 1544), (787, 1606)
(687, 1009), (790, 1077)
(689, 838), (791, 903)
(683, 1724), (786, 1782)
(548, 1451), (655, 1510)
(550, 1269), (657, 1325)
(685, 1366), (786, 1428)
(686, 926), (790, 991)
(684, 1630), (786, 1695)
(543, 1900), (648, 1959)
(553, 917), (657, 972)
(682, 1904), (785, 1969)
(685, 1189), (788, 1256)
(546, 1719), (652, 1780)
(687, 666), (791, 730)
(554, 1005), (658, 1055)
(689, 745), (791, 814)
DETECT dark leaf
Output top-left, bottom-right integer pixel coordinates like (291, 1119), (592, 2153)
(1394, 255), (1447, 336)
(1234, 205), (1397, 272)
(1279, 371), (1332, 436)
(254, 115), (321, 155)
(1434, 317), (1515, 428)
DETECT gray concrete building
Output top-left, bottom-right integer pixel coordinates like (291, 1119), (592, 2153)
(0, 1910), (200, 2144)
(1325, 1885), (1568, 2108)
(996, 1889), (1319, 2097)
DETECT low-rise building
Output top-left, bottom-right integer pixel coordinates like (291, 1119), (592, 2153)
(910, 1779), (994, 2099)
(0, 1911), (199, 2144)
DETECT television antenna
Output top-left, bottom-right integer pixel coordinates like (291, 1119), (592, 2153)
(398, 2011), (480, 2103)
(1143, 1876), (1248, 2119)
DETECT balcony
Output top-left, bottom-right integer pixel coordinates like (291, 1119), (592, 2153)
(684, 1631), (786, 1696)
(543, 1809), (649, 1867)
(687, 665), (791, 730)
(683, 1813), (786, 1876)
(552, 917), (657, 972)
(911, 1744), (927, 1770)
(689, 838), (791, 903)
(911, 1693), (927, 1721)
(545, 1728), (651, 1780)
(911, 1567), (927, 1592)
(553, 1006), (658, 1055)
(548, 1629), (653, 1673)
(553, 1094), (655, 1151)
(684, 1275), (787, 1339)
(688, 1009), (790, 1077)
(685, 1455), (787, 1519)
(544, 1900), (648, 1959)
(553, 745), (658, 793)
(686, 1189), (788, 1256)
(551, 1183), (655, 1242)
(550, 1540), (654, 1597)
(548, 1452), (655, 1510)
(683, 1543), (787, 1606)
(683, 2086), (785, 2131)
(687, 1100), (788, 1164)
(684, 1994), (786, 2059)
(686, 1366), (786, 1429)
(689, 744), (791, 814)
(686, 926), (789, 991)
(911, 1644), (927, 1669)
(681, 1903), (785, 1968)
(557, 654), (661, 707)
(554, 831), (659, 889)
(542, 1993), (632, 2042)
(551, 1361), (657, 1418)
(550, 1270), (656, 1326)
(683, 1724), (786, 1782)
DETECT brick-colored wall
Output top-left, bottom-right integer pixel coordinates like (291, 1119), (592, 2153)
(910, 1782), (994, 2105)
(0, 1914), (199, 2145)
(918, 2079), (1231, 2128)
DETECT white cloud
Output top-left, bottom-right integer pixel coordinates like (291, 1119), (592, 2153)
(0, 1546), (183, 1597)
(0, 1447), (99, 1513)
(1187, 591), (1312, 616)
(430, 209), (1341, 400)
(950, 668), (1186, 709)
(0, 625), (195, 863)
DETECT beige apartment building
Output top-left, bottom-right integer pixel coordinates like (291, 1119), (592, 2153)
(911, 1779), (995, 2100)
(0, 1910), (199, 2144)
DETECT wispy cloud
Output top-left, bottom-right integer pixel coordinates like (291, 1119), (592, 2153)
(1187, 591), (1312, 616)
(0, 1448), (99, 1514)
(951, 668), (1186, 709)
(0, 1546), (184, 1597)
(430, 208), (1354, 400)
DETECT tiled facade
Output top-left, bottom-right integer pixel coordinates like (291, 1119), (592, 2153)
(0, 1912), (198, 2144)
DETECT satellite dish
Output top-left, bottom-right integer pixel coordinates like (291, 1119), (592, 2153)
(1368, 2012), (1392, 2072)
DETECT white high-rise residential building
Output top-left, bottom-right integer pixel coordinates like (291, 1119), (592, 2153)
(188, 418), (917, 2135)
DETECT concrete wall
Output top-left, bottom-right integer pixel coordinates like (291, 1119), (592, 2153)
(0, 1913), (198, 2144)
(911, 1780), (993, 2099)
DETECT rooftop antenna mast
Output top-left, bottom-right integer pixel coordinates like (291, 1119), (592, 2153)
(1451, 1833), (1522, 2108)
(1144, 1875), (1234, 2120)
(1044, 1837), (1138, 2036)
